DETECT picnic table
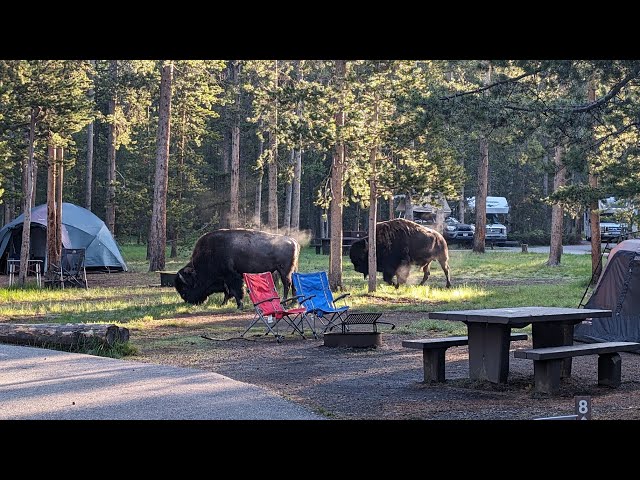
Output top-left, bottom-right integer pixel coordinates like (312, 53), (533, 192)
(428, 306), (612, 384)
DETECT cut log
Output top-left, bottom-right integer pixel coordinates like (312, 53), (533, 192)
(0, 323), (130, 348)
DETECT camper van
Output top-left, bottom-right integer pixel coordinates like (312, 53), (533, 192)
(394, 194), (450, 232)
(584, 197), (637, 242)
(467, 196), (510, 244)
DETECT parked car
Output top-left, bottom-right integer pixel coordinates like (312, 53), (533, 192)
(443, 217), (475, 243)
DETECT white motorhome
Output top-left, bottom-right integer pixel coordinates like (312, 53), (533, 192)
(467, 196), (510, 243)
(584, 197), (637, 242)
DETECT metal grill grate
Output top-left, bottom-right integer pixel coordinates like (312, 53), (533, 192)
(338, 313), (395, 333)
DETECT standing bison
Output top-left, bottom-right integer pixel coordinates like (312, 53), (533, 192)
(349, 218), (451, 288)
(174, 229), (300, 309)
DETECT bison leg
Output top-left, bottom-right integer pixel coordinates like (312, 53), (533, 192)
(221, 286), (234, 306)
(419, 261), (432, 286)
(226, 275), (245, 309)
(383, 270), (398, 288)
(438, 255), (452, 288)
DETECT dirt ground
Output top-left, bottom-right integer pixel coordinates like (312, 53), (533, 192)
(7, 271), (640, 420)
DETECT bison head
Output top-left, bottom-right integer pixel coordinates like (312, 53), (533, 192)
(349, 238), (369, 279)
(175, 265), (206, 304)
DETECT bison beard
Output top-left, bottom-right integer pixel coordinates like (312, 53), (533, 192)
(349, 218), (452, 288)
(175, 228), (300, 309)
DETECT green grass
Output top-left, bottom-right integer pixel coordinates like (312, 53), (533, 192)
(0, 245), (593, 355)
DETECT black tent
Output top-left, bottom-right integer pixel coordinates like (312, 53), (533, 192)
(574, 239), (640, 343)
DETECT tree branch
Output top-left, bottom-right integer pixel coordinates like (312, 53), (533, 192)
(439, 70), (541, 101)
(571, 65), (640, 113)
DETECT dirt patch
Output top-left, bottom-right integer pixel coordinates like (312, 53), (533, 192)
(6, 271), (640, 420)
(128, 309), (640, 420)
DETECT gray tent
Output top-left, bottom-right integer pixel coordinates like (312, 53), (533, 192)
(0, 202), (128, 272)
(574, 239), (640, 343)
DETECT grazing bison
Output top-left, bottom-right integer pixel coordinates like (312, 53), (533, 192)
(349, 218), (451, 288)
(174, 229), (300, 309)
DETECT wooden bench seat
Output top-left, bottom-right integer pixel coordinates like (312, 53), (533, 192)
(514, 341), (640, 394)
(403, 333), (528, 383)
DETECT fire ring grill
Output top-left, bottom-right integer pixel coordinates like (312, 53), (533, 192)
(324, 313), (396, 348)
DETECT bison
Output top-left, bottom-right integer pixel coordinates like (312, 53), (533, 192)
(174, 228), (300, 309)
(349, 218), (451, 288)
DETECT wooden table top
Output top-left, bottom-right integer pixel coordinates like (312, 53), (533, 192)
(429, 306), (612, 324)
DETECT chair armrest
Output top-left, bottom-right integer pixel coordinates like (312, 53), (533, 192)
(255, 296), (281, 306)
(282, 294), (314, 305)
(334, 293), (350, 303)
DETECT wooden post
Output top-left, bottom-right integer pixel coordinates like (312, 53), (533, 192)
(522, 243), (528, 253)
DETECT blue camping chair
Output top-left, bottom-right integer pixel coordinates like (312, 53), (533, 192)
(292, 271), (350, 335)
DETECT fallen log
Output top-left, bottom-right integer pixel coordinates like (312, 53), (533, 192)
(0, 323), (130, 348)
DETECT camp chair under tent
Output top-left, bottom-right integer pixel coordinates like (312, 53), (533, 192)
(292, 271), (350, 334)
(48, 248), (88, 289)
(241, 272), (312, 342)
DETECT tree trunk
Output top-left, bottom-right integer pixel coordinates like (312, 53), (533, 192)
(18, 110), (37, 285)
(329, 59), (346, 291)
(21, 142), (28, 213)
(105, 60), (118, 235)
(368, 143), (378, 293)
(85, 61), (95, 211)
(473, 138), (489, 253)
(291, 148), (302, 231)
(46, 144), (58, 278)
(149, 61), (173, 272)
(458, 157), (465, 223)
(404, 193), (414, 220)
(254, 122), (265, 228)
(267, 60), (279, 231)
(85, 121), (94, 211)
(290, 61), (303, 232)
(0, 323), (130, 348)
(284, 149), (294, 233)
(229, 60), (241, 229)
(547, 146), (565, 266)
(389, 195), (395, 220)
(587, 82), (602, 282)
(55, 147), (64, 256)
(435, 198), (445, 234)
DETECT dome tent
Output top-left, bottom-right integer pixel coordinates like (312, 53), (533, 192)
(574, 239), (640, 343)
(0, 203), (127, 272)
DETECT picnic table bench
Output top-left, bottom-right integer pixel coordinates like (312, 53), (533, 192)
(514, 341), (640, 394)
(403, 333), (528, 382)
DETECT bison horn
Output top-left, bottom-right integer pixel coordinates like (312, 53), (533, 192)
(178, 272), (187, 284)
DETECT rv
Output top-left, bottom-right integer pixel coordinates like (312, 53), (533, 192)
(467, 196), (510, 243)
(584, 197), (637, 242)
(394, 194), (450, 233)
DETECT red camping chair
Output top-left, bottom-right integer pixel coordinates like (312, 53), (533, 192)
(242, 272), (312, 342)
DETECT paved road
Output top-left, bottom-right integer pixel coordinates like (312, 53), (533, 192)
(497, 242), (593, 255)
(453, 242), (594, 255)
(0, 344), (324, 420)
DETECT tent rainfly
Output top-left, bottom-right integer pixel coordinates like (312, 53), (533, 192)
(574, 239), (640, 343)
(0, 202), (128, 272)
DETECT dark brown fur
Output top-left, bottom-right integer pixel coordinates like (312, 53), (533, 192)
(349, 218), (451, 288)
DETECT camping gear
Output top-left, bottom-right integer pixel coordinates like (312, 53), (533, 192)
(292, 271), (350, 334)
(574, 239), (640, 343)
(241, 272), (311, 342)
(0, 203), (127, 273)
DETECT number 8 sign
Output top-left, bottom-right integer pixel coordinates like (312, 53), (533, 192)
(575, 396), (592, 420)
